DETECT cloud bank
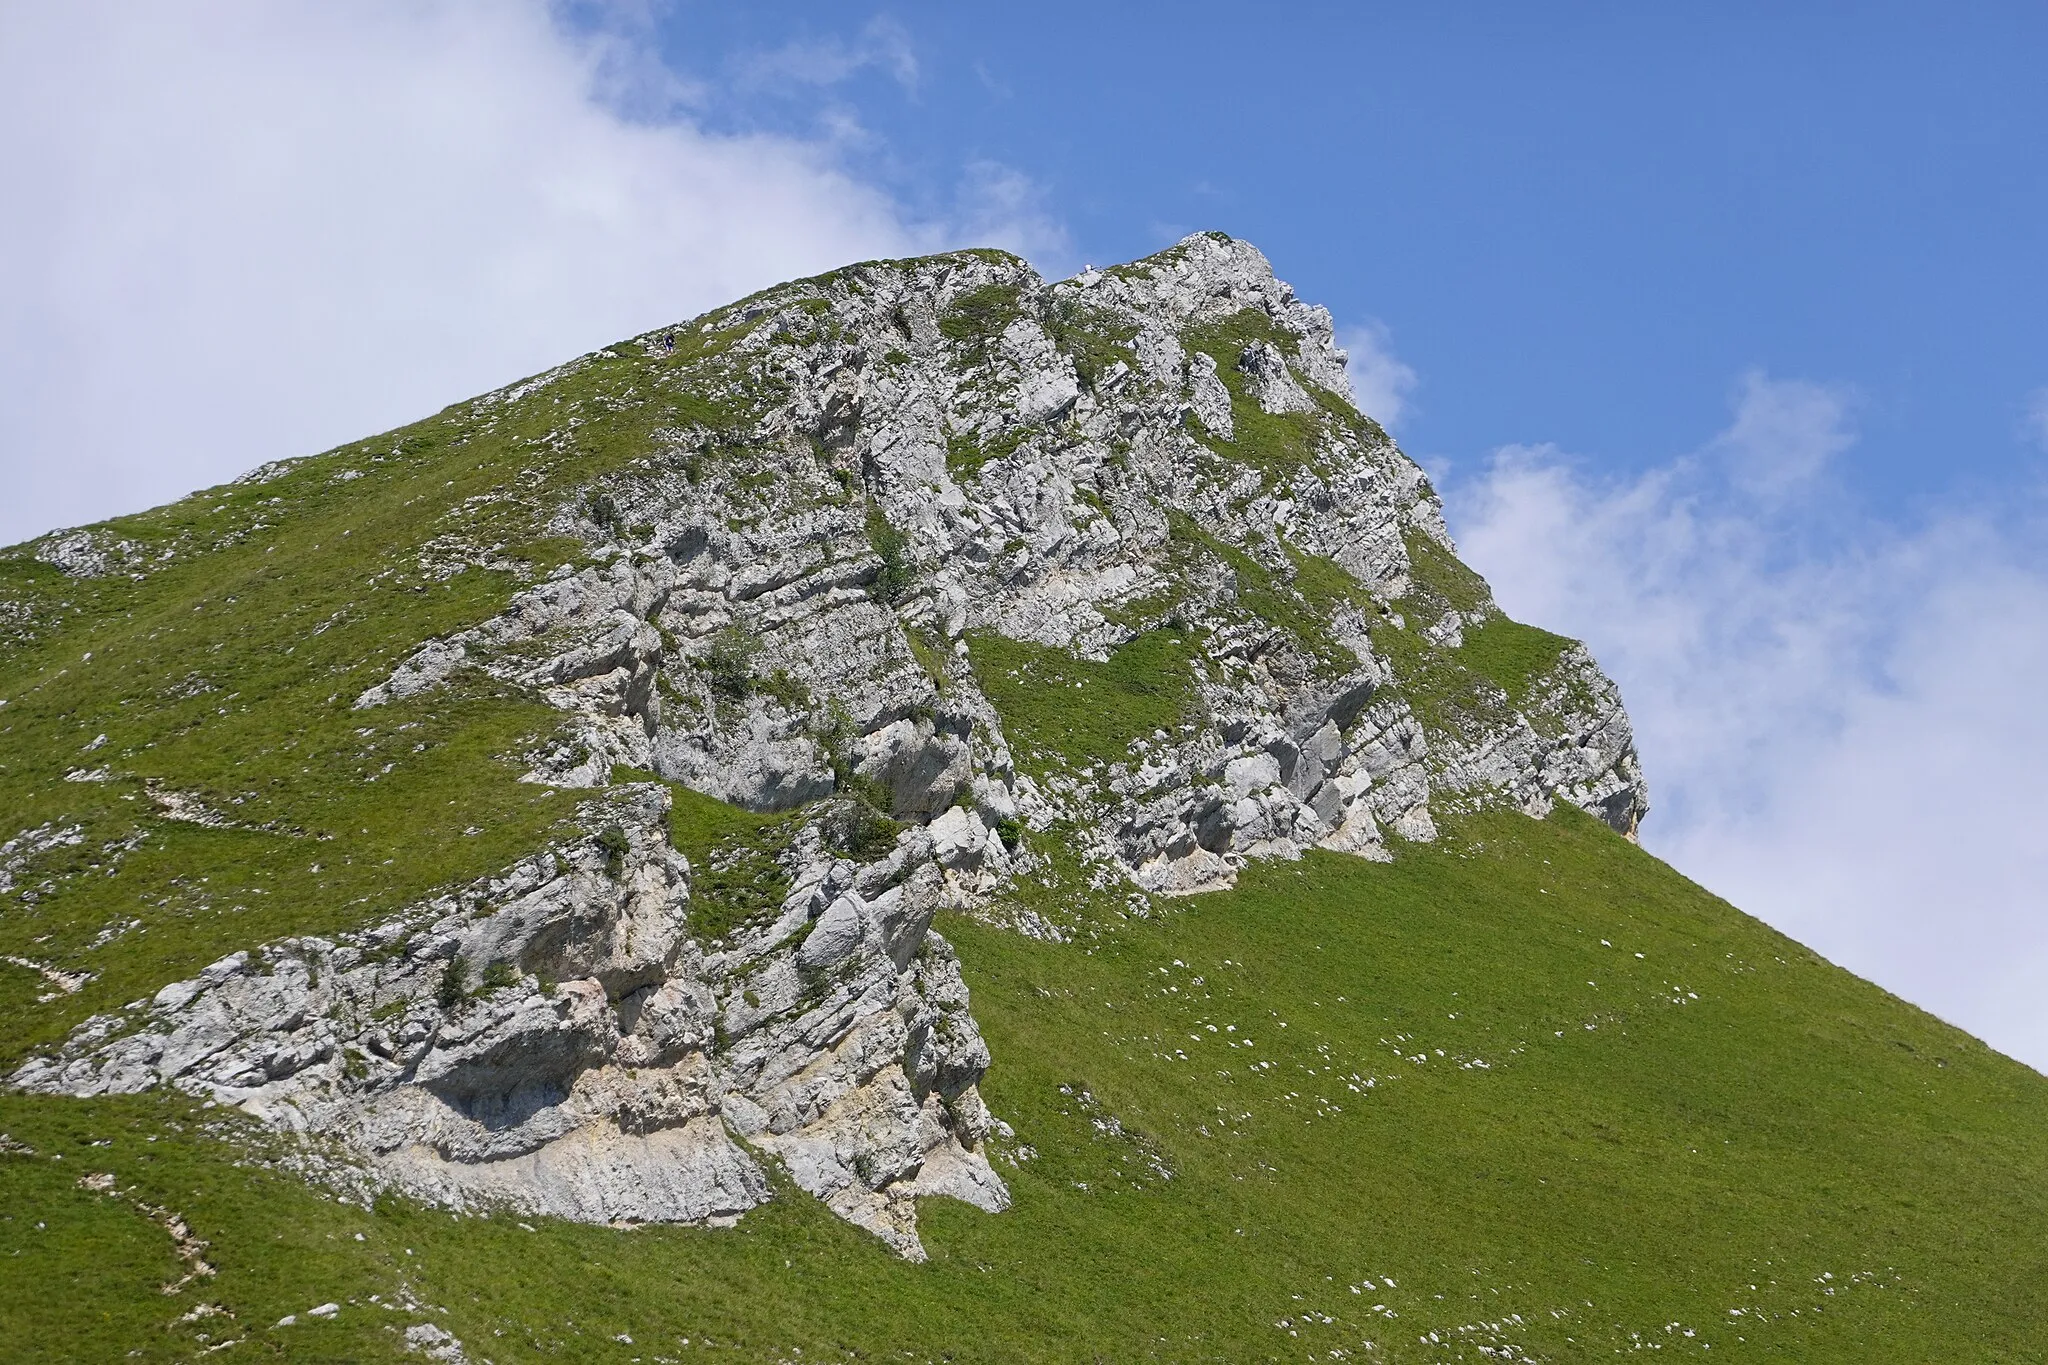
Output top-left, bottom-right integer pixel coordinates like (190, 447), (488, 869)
(0, 3), (1054, 547)
(1448, 376), (2048, 1071)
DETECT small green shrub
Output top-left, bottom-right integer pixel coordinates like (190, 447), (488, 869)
(435, 955), (468, 1011)
(866, 506), (914, 604)
(939, 283), (1023, 364)
(945, 427), (1028, 483)
(702, 626), (759, 698)
(596, 825), (631, 878)
(946, 433), (989, 480)
(837, 799), (902, 860)
(840, 768), (897, 816)
(584, 488), (623, 534)
(479, 961), (520, 993)
(758, 668), (811, 712)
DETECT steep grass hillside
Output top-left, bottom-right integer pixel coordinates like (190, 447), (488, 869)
(4, 809), (2045, 1361)
(2, 238), (2044, 1361)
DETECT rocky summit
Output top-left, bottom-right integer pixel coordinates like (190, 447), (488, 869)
(9, 234), (2039, 1363)
(7, 234), (1644, 1259)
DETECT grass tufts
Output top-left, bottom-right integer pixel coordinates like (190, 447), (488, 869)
(967, 627), (1201, 773)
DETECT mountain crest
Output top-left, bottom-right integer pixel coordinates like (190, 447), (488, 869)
(8, 233), (1643, 1257)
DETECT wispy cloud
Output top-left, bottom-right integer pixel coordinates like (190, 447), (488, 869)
(955, 160), (1071, 268)
(2023, 386), (2048, 451)
(1447, 381), (2048, 1071)
(1338, 322), (1419, 429)
(970, 59), (1011, 99)
(730, 16), (918, 94)
(1707, 368), (1857, 501)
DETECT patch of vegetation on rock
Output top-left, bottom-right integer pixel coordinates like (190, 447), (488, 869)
(1457, 614), (1578, 710)
(944, 426), (1028, 483)
(1165, 512), (1363, 673)
(864, 505), (914, 604)
(1180, 308), (1328, 484)
(663, 784), (801, 946)
(967, 627), (1202, 772)
(939, 282), (1023, 366)
(1044, 294), (1138, 391)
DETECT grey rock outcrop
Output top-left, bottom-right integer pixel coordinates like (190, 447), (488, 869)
(347, 231), (1642, 891)
(12, 231), (1646, 1254)
(13, 786), (1003, 1259)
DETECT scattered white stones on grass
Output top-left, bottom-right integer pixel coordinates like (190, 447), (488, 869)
(405, 1322), (469, 1361)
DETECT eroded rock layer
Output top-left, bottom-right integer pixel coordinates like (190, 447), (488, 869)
(15, 787), (1003, 1259)
(13, 232), (1645, 1255)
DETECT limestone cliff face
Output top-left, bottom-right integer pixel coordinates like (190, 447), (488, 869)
(14, 233), (1646, 1256)
(16, 787), (1002, 1258)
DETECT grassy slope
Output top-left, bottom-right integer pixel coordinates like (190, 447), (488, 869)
(968, 628), (1200, 772)
(3, 267), (2045, 1360)
(4, 808), (2044, 1362)
(0, 334), (758, 1066)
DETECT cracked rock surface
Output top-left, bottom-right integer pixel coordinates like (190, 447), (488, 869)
(15, 787), (1002, 1260)
(13, 231), (1645, 1256)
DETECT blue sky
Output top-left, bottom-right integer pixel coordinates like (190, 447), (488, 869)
(645, 2), (2048, 521)
(4, 2), (2046, 1068)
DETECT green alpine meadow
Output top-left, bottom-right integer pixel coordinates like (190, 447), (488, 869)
(3, 235), (2043, 1362)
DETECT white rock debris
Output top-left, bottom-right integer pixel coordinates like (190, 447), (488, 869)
(405, 1322), (469, 1361)
(11, 232), (1645, 1257)
(0, 821), (84, 899)
(31, 527), (145, 579)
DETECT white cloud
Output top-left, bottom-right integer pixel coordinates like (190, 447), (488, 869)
(1338, 322), (1419, 430)
(0, 3), (1040, 547)
(2023, 386), (2048, 451)
(954, 160), (1072, 270)
(729, 16), (919, 94)
(1449, 385), (2048, 1072)
(1707, 368), (1857, 501)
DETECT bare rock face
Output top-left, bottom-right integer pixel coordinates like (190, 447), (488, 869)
(11, 232), (1646, 1256)
(390, 231), (1643, 883)
(13, 786), (1003, 1260)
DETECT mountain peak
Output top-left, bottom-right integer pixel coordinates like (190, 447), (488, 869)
(7, 236), (1642, 1258)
